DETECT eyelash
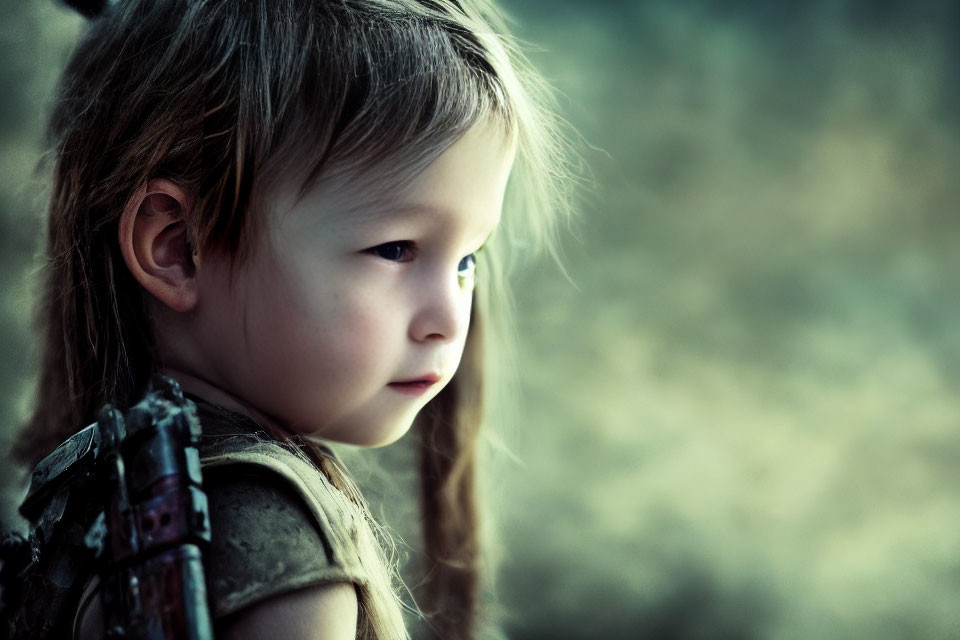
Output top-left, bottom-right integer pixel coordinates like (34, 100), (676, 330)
(365, 241), (480, 278)
(366, 241), (416, 262)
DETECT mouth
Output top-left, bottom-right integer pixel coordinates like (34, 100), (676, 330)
(388, 374), (441, 396)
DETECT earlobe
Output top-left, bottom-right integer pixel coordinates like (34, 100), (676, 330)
(119, 179), (199, 313)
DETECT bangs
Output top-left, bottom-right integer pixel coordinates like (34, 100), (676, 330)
(293, 15), (515, 191)
(203, 1), (516, 243)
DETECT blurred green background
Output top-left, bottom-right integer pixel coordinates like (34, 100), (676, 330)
(3, 1), (960, 639)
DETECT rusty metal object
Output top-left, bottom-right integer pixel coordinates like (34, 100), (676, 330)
(1, 375), (214, 640)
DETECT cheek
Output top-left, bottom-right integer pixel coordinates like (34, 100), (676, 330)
(247, 264), (399, 378)
(329, 287), (408, 369)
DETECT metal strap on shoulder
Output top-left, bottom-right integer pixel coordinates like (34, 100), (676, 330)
(20, 422), (101, 521)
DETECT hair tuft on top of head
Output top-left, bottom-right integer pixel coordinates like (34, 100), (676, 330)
(61, 0), (112, 19)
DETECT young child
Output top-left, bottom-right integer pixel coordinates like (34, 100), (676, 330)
(9, 0), (575, 638)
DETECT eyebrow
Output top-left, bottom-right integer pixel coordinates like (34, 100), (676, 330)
(356, 201), (453, 222)
(343, 199), (499, 245)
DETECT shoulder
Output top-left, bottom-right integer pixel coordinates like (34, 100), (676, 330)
(217, 582), (358, 640)
(194, 397), (370, 612)
(77, 577), (357, 640)
(78, 559), (357, 640)
(203, 465), (365, 621)
(191, 400), (396, 637)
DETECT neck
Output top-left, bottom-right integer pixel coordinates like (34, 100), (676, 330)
(160, 367), (297, 440)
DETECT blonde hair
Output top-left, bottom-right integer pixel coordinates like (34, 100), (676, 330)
(15, 0), (579, 637)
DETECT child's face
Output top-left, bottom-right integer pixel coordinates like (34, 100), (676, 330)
(192, 120), (514, 446)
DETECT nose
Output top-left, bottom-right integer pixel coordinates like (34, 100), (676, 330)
(409, 268), (473, 343)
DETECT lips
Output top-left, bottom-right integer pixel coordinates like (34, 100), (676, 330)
(391, 374), (441, 385)
(388, 374), (440, 396)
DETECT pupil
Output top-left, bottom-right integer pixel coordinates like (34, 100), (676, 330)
(382, 244), (403, 260)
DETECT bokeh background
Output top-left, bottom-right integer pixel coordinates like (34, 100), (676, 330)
(3, 1), (960, 638)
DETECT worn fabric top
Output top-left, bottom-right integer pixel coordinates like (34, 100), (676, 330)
(193, 396), (370, 622)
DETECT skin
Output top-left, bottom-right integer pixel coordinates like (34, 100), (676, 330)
(76, 583), (357, 640)
(94, 119), (516, 640)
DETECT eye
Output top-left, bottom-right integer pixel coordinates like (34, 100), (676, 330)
(366, 241), (415, 262)
(457, 253), (477, 283)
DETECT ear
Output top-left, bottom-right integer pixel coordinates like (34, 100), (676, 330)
(118, 179), (199, 312)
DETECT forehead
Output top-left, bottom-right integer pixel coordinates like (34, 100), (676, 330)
(273, 119), (516, 235)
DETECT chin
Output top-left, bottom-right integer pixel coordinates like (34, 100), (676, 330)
(318, 414), (416, 448)
(362, 419), (416, 448)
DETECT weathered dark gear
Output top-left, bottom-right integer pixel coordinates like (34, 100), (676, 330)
(0, 376), (214, 640)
